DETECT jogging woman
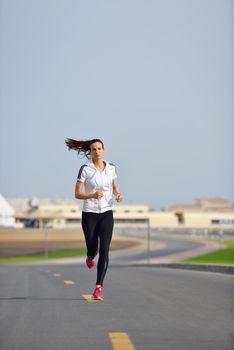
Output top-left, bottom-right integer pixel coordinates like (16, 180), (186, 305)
(65, 138), (123, 300)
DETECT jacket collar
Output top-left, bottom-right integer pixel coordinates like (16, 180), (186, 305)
(86, 159), (110, 170)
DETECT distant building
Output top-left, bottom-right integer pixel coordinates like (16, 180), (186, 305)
(0, 194), (16, 227)
(6, 196), (234, 231)
(13, 198), (80, 229)
(166, 197), (234, 229)
(168, 197), (234, 212)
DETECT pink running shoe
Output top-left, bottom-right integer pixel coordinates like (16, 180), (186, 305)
(86, 258), (95, 269)
(92, 286), (104, 301)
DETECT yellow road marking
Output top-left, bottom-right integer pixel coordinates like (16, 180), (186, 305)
(82, 294), (100, 302)
(109, 333), (135, 350)
(63, 280), (75, 285)
(53, 273), (61, 277)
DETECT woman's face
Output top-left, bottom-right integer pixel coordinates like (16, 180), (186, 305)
(90, 142), (104, 161)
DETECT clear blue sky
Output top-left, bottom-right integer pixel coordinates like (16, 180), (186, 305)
(0, 0), (233, 210)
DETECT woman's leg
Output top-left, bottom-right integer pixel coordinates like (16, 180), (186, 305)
(81, 212), (99, 260)
(96, 210), (114, 286)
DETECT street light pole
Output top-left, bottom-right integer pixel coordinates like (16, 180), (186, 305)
(147, 219), (151, 264)
(44, 222), (49, 258)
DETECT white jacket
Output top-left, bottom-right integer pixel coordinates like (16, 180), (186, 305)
(77, 159), (117, 213)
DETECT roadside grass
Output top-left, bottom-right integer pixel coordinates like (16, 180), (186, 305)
(0, 248), (87, 264)
(179, 240), (234, 265)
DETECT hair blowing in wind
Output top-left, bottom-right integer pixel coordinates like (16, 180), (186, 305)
(65, 138), (104, 158)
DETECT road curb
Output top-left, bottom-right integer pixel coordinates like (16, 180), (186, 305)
(112, 263), (234, 275)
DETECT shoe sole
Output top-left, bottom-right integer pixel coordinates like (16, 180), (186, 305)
(92, 296), (104, 301)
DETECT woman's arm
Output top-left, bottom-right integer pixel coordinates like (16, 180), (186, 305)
(112, 179), (123, 202)
(75, 181), (103, 200)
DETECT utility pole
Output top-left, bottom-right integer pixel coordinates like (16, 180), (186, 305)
(147, 219), (151, 264)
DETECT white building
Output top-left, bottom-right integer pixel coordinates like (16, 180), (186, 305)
(0, 194), (16, 227)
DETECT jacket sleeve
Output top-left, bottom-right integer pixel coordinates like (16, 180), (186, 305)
(77, 165), (87, 183)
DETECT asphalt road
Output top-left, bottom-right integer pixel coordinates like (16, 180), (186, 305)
(0, 263), (233, 350)
(113, 238), (204, 262)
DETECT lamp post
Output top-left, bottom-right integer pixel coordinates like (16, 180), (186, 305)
(44, 224), (49, 258)
(147, 218), (151, 264)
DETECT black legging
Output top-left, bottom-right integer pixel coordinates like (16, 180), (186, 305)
(81, 210), (114, 286)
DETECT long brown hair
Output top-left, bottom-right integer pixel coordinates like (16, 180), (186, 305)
(65, 138), (104, 158)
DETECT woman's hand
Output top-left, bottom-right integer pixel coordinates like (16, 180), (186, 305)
(112, 179), (123, 202)
(115, 193), (123, 202)
(93, 191), (104, 200)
